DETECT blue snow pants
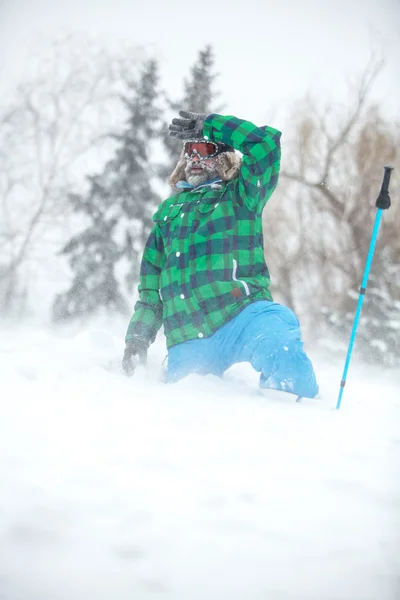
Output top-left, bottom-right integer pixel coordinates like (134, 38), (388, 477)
(167, 301), (319, 398)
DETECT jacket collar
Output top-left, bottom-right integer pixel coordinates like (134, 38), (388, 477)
(176, 177), (223, 192)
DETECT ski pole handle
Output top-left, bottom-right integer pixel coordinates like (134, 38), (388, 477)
(375, 165), (393, 209)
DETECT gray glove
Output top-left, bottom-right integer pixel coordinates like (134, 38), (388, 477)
(122, 336), (148, 377)
(169, 110), (207, 140)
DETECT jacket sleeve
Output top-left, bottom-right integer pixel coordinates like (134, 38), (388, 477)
(202, 114), (281, 212)
(125, 224), (165, 346)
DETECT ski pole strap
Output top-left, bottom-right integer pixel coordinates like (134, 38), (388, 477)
(375, 165), (393, 209)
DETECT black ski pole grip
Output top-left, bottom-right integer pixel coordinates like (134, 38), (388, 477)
(375, 165), (393, 209)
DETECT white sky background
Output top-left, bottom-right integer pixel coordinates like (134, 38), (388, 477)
(0, 0), (399, 125)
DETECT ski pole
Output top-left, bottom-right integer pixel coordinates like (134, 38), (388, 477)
(336, 165), (394, 410)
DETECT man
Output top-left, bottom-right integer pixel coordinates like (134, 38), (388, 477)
(122, 110), (319, 399)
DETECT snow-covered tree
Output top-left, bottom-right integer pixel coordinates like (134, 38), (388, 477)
(0, 35), (141, 318)
(53, 59), (163, 321)
(182, 45), (219, 113)
(324, 254), (400, 368)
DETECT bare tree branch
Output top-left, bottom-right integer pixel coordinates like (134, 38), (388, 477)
(0, 35), (144, 315)
(267, 56), (398, 334)
(321, 58), (384, 184)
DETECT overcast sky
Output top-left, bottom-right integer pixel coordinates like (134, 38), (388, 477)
(0, 0), (399, 125)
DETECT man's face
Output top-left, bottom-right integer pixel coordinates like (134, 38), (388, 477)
(185, 154), (219, 187)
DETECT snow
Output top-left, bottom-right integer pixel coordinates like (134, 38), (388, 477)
(0, 324), (399, 600)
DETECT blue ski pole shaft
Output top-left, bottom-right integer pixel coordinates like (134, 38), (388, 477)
(336, 211), (383, 409)
(336, 166), (393, 410)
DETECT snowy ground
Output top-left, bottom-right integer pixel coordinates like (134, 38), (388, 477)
(0, 323), (399, 600)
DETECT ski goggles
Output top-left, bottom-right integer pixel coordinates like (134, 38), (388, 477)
(183, 140), (233, 160)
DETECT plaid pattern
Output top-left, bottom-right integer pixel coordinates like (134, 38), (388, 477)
(126, 114), (281, 348)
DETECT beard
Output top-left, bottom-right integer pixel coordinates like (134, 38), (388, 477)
(185, 160), (219, 187)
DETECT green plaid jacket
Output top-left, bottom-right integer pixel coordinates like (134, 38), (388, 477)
(126, 114), (281, 349)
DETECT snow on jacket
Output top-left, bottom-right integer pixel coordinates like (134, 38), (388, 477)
(125, 114), (281, 349)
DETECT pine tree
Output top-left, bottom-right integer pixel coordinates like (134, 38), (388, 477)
(160, 45), (220, 181)
(53, 59), (162, 321)
(323, 250), (400, 368)
(182, 45), (219, 113)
